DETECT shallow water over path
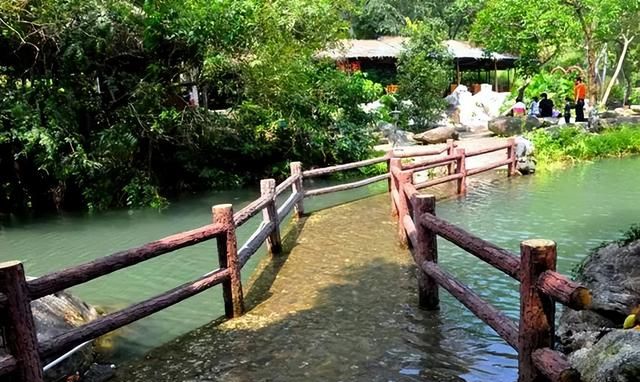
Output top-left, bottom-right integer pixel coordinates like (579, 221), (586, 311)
(115, 157), (640, 382)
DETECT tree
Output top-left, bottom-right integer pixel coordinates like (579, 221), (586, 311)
(471, 0), (640, 104)
(352, 0), (485, 39)
(471, 0), (578, 76)
(0, 0), (379, 213)
(396, 20), (450, 131)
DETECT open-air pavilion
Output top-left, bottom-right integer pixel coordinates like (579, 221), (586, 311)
(318, 37), (519, 94)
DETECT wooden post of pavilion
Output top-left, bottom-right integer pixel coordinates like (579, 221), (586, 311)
(494, 59), (499, 92)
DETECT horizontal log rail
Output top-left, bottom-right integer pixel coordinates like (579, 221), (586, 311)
(465, 141), (513, 158)
(532, 348), (581, 382)
(537, 271), (592, 310)
(234, 196), (271, 227)
(401, 153), (460, 171)
(238, 221), (275, 267)
(413, 173), (464, 191)
(304, 173), (389, 197)
(302, 156), (388, 178)
(27, 223), (228, 300)
(392, 143), (453, 158)
(421, 261), (519, 349)
(419, 213), (521, 280)
(277, 192), (304, 222)
(38, 268), (230, 359)
(402, 214), (418, 249)
(275, 174), (301, 196)
(466, 157), (514, 176)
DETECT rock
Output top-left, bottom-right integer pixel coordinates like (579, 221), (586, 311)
(615, 107), (627, 116)
(514, 136), (536, 174)
(569, 330), (640, 382)
(488, 116), (541, 136)
(599, 116), (640, 129)
(599, 110), (618, 119)
(558, 239), (640, 381)
(0, 287), (105, 382)
(630, 105), (640, 114)
(539, 117), (560, 127)
(83, 363), (117, 382)
(377, 122), (417, 147)
(413, 125), (458, 145)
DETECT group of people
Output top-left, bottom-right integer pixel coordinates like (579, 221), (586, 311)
(511, 77), (588, 123)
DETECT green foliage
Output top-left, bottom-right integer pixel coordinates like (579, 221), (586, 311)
(352, 0), (485, 39)
(0, 0), (380, 213)
(527, 126), (640, 169)
(471, 0), (578, 75)
(396, 20), (450, 132)
(510, 71), (575, 106)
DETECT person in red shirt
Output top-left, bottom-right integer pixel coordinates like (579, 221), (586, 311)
(574, 77), (587, 122)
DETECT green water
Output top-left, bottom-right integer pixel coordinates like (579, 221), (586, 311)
(0, 177), (387, 360)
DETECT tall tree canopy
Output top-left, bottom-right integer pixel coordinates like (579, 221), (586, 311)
(471, 0), (640, 103)
(0, 0), (383, 213)
(352, 0), (485, 39)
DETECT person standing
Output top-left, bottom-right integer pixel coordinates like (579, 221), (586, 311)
(564, 97), (573, 124)
(538, 93), (554, 118)
(574, 77), (587, 122)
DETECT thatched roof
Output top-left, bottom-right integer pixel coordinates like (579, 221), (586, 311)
(318, 37), (518, 69)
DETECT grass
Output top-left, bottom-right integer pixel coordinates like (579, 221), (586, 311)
(526, 125), (640, 171)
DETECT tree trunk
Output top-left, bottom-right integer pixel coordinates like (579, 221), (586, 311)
(601, 35), (635, 106)
(585, 38), (598, 105)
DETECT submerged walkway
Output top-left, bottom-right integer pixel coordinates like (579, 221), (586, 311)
(114, 193), (470, 382)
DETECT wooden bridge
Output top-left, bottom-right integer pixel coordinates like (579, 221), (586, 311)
(0, 138), (594, 382)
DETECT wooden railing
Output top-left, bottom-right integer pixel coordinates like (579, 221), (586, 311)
(0, 138), (557, 382)
(0, 165), (311, 381)
(391, 152), (594, 382)
(0, 153), (395, 382)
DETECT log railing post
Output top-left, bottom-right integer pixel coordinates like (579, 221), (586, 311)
(446, 139), (455, 175)
(507, 137), (517, 177)
(386, 150), (393, 193)
(455, 148), (467, 194)
(213, 204), (244, 318)
(0, 261), (44, 382)
(519, 239), (557, 382)
(392, 159), (412, 246)
(290, 162), (304, 218)
(389, 157), (401, 219)
(412, 194), (439, 310)
(260, 179), (282, 255)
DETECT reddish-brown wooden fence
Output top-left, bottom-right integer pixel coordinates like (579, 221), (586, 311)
(0, 164), (312, 381)
(1, 137), (580, 382)
(390, 146), (594, 382)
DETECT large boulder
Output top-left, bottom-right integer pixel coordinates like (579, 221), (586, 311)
(599, 116), (640, 129)
(558, 238), (640, 381)
(413, 125), (458, 145)
(488, 116), (541, 136)
(0, 287), (112, 382)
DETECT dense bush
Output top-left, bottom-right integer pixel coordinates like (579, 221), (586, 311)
(0, 0), (383, 213)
